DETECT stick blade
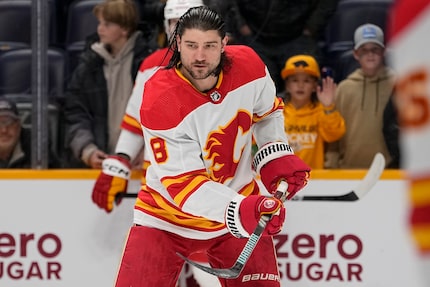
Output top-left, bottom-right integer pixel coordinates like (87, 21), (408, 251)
(176, 252), (240, 279)
(352, 152), (385, 199)
(293, 152), (385, 201)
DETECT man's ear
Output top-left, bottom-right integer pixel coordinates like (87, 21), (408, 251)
(221, 36), (229, 52)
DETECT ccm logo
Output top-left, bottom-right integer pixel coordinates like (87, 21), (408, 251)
(103, 163), (130, 177)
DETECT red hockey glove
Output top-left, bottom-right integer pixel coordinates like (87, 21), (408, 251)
(225, 194), (286, 238)
(253, 142), (311, 200)
(92, 155), (131, 213)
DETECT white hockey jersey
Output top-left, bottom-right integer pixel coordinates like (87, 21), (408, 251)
(134, 45), (288, 240)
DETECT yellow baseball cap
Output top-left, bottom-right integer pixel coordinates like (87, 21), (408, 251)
(281, 55), (320, 80)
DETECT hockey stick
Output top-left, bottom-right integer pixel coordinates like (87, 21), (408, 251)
(291, 152), (385, 201)
(177, 181), (289, 279)
(119, 152), (385, 201)
(174, 152), (385, 279)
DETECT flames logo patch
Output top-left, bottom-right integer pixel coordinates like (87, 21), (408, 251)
(204, 111), (252, 183)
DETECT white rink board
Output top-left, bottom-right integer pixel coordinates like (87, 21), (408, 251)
(0, 177), (425, 287)
(277, 179), (425, 287)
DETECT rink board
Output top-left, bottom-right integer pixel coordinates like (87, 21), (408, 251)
(0, 169), (426, 287)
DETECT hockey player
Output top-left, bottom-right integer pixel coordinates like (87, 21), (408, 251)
(93, 1), (221, 286)
(93, 0), (217, 285)
(389, 0), (430, 285)
(94, 6), (310, 287)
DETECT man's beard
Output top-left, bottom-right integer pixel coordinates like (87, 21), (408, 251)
(183, 62), (217, 80)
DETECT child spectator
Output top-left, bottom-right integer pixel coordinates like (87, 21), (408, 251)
(280, 54), (345, 169)
(63, 0), (156, 168)
(325, 23), (395, 168)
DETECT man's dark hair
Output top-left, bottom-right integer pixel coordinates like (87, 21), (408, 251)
(165, 6), (231, 75)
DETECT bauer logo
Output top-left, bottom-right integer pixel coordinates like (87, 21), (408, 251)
(274, 233), (364, 282)
(0, 232), (62, 281)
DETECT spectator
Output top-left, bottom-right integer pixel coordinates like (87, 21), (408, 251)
(231, 0), (340, 92)
(383, 92), (400, 168)
(0, 97), (61, 168)
(280, 54), (345, 169)
(138, 0), (166, 26)
(63, 0), (156, 168)
(325, 23), (395, 169)
(136, 0), (167, 47)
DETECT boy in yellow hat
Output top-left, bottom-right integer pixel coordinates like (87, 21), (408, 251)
(280, 54), (345, 169)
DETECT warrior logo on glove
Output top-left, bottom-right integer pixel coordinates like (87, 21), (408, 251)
(253, 142), (294, 171)
(253, 142), (311, 200)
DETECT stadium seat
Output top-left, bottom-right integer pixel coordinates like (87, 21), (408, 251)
(324, 0), (394, 67)
(0, 0), (32, 46)
(0, 47), (66, 155)
(0, 0), (57, 47)
(65, 0), (103, 45)
(65, 0), (103, 74)
(333, 50), (359, 83)
(0, 42), (30, 54)
(0, 48), (66, 102)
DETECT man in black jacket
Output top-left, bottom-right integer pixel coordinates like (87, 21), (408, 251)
(231, 0), (339, 92)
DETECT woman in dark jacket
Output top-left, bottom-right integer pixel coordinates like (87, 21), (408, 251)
(64, 0), (156, 168)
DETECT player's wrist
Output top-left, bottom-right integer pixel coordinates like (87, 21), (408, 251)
(102, 156), (131, 179)
(115, 153), (131, 162)
(225, 194), (249, 238)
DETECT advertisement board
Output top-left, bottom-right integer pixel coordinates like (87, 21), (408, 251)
(0, 170), (425, 287)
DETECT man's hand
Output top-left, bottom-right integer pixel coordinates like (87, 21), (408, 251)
(92, 155), (131, 212)
(225, 194), (286, 238)
(253, 142), (311, 200)
(88, 149), (108, 169)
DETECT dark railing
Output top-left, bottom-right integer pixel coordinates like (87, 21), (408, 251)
(31, 0), (49, 169)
